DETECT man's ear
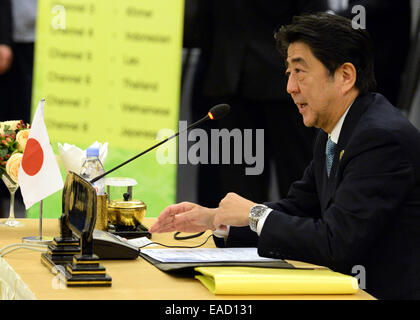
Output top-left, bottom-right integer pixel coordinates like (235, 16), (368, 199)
(338, 62), (357, 94)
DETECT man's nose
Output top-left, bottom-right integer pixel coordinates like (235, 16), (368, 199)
(287, 74), (300, 95)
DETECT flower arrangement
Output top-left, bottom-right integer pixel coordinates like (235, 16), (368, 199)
(0, 120), (31, 183)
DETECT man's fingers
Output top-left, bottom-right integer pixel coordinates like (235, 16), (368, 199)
(161, 202), (195, 218)
(150, 202), (195, 233)
(151, 202), (214, 233)
(149, 220), (171, 233)
(149, 206), (175, 233)
(173, 211), (197, 231)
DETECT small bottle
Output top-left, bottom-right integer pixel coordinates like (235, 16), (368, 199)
(80, 147), (105, 195)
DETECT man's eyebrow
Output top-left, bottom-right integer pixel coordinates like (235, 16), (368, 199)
(286, 57), (308, 68)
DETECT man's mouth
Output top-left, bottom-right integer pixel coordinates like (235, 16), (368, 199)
(296, 102), (308, 110)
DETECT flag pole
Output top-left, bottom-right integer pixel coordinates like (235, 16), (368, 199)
(20, 98), (62, 245)
(22, 200), (52, 244)
(39, 200), (43, 240)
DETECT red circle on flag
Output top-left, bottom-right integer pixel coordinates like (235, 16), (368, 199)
(22, 138), (44, 176)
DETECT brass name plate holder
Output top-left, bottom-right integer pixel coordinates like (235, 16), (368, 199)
(41, 172), (112, 287)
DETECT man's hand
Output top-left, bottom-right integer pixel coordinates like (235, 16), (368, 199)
(213, 192), (256, 229)
(0, 45), (13, 74)
(149, 201), (217, 233)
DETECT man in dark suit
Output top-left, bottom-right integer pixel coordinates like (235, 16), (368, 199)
(151, 13), (420, 300)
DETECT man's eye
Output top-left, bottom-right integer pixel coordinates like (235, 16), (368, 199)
(295, 68), (301, 73)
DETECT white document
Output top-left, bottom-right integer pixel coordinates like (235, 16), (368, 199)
(127, 237), (158, 248)
(140, 247), (280, 263)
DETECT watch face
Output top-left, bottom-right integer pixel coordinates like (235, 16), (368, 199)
(252, 205), (266, 218)
(250, 205), (267, 232)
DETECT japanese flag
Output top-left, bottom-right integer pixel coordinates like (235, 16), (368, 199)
(18, 99), (64, 209)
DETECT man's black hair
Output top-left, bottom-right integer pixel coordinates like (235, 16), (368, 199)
(275, 12), (377, 94)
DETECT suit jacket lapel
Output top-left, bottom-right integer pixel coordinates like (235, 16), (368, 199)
(336, 93), (373, 154)
(323, 93), (374, 208)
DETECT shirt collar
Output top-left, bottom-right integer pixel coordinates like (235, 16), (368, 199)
(329, 101), (354, 144)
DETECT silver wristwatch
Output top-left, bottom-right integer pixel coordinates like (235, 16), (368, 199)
(249, 204), (269, 232)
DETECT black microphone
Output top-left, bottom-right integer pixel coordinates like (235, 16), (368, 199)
(90, 104), (230, 183)
(208, 103), (230, 120)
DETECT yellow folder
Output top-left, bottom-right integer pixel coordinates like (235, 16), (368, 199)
(195, 266), (359, 295)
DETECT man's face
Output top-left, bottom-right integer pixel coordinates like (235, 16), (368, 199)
(285, 42), (341, 131)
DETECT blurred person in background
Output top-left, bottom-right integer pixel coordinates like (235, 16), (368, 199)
(327, 0), (411, 107)
(0, 0), (13, 77)
(0, 0), (37, 123)
(183, 0), (327, 209)
(401, 2), (420, 120)
(0, 0), (37, 217)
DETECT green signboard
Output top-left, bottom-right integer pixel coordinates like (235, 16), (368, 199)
(29, 0), (184, 218)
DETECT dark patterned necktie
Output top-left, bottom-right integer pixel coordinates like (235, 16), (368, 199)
(326, 137), (337, 177)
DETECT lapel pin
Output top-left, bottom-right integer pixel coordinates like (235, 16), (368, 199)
(339, 150), (345, 161)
